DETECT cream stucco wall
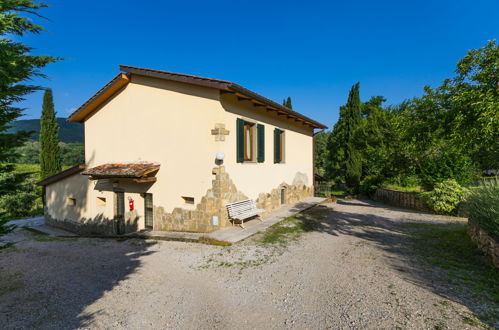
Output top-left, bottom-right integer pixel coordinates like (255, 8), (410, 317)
(83, 75), (224, 216)
(47, 74), (315, 231)
(219, 93), (314, 199)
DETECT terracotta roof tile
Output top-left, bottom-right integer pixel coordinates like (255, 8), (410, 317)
(82, 163), (160, 179)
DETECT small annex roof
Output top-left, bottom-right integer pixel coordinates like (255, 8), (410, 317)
(81, 163), (160, 183)
(68, 65), (327, 129)
(37, 164), (86, 186)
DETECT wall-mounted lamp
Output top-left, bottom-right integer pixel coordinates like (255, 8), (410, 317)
(216, 152), (225, 161)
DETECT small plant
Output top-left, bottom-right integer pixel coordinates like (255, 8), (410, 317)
(467, 180), (499, 238)
(420, 179), (468, 215)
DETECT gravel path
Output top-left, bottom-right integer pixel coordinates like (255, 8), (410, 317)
(0, 199), (489, 329)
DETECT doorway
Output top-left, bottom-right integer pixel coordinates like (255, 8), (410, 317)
(281, 187), (286, 205)
(115, 191), (125, 235)
(144, 193), (154, 229)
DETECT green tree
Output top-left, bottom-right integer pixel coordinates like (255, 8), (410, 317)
(328, 83), (362, 192)
(314, 131), (330, 177)
(447, 40), (499, 170)
(39, 88), (61, 178)
(0, 1), (59, 228)
(344, 83), (362, 192)
(60, 142), (84, 166)
(354, 97), (405, 181)
(282, 97), (293, 109)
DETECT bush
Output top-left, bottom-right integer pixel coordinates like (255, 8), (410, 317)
(420, 179), (468, 215)
(419, 148), (478, 189)
(0, 171), (39, 220)
(467, 180), (499, 239)
(359, 175), (383, 196)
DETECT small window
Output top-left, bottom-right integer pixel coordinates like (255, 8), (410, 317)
(237, 118), (265, 163)
(243, 122), (255, 161)
(96, 197), (106, 206)
(182, 196), (195, 205)
(67, 198), (76, 206)
(274, 129), (285, 163)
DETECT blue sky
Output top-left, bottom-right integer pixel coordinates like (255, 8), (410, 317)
(18, 0), (499, 128)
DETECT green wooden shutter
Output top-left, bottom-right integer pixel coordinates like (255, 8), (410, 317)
(236, 118), (244, 163)
(274, 128), (281, 163)
(257, 124), (265, 163)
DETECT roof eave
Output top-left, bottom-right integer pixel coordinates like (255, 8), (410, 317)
(227, 84), (327, 129)
(37, 164), (86, 186)
(67, 73), (130, 123)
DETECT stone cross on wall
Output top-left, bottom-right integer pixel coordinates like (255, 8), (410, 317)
(211, 123), (230, 141)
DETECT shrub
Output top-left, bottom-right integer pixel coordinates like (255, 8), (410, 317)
(467, 180), (499, 239)
(359, 175), (383, 196)
(0, 172), (39, 220)
(420, 179), (468, 215)
(418, 148), (478, 189)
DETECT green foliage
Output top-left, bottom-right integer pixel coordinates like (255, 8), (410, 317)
(6, 141), (84, 166)
(282, 96), (292, 109)
(418, 146), (478, 189)
(0, 1), (59, 230)
(0, 164), (39, 219)
(467, 180), (499, 239)
(260, 211), (321, 246)
(448, 40), (499, 167)
(0, 0), (60, 162)
(321, 41), (497, 193)
(313, 131), (329, 177)
(327, 83), (362, 192)
(39, 88), (61, 179)
(359, 175), (383, 196)
(60, 143), (84, 166)
(420, 179), (468, 215)
(7, 118), (84, 143)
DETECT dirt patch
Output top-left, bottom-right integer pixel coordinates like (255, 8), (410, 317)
(0, 199), (496, 329)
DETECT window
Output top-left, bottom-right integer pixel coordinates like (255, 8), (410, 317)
(237, 119), (265, 163)
(182, 196), (195, 205)
(274, 128), (285, 163)
(243, 122), (254, 161)
(67, 198), (76, 206)
(96, 197), (106, 206)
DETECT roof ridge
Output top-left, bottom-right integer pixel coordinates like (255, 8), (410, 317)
(119, 65), (234, 85)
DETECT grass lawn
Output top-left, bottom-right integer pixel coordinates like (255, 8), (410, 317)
(400, 221), (499, 325)
(14, 163), (40, 175)
(382, 183), (423, 192)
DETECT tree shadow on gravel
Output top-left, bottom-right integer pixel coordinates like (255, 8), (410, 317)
(302, 199), (498, 328)
(0, 235), (156, 329)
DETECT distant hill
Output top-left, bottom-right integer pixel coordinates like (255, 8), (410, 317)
(7, 118), (84, 143)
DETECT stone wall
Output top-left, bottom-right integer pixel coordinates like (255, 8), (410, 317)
(153, 166), (247, 232)
(468, 218), (499, 268)
(256, 183), (313, 212)
(373, 188), (428, 211)
(153, 166), (313, 233)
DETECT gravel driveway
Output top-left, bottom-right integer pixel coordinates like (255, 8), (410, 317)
(0, 199), (493, 329)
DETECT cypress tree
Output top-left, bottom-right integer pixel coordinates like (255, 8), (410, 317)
(283, 97), (293, 109)
(39, 88), (61, 179)
(326, 83), (362, 192)
(344, 83), (362, 192)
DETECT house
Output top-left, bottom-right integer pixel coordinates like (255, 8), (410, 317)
(38, 65), (327, 235)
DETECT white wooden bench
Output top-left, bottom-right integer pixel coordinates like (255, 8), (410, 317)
(226, 199), (264, 228)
